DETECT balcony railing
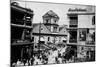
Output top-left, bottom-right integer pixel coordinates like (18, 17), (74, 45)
(11, 20), (24, 25)
(11, 39), (31, 44)
(70, 20), (78, 25)
(11, 20), (32, 26)
(69, 20), (78, 28)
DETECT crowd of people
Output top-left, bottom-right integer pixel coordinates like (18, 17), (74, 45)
(12, 44), (76, 66)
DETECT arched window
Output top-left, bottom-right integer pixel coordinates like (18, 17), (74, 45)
(92, 16), (95, 25)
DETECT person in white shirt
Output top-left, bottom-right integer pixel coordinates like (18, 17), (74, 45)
(16, 59), (21, 65)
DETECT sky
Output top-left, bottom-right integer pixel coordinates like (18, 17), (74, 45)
(11, 0), (95, 25)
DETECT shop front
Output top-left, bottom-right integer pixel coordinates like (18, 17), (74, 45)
(11, 42), (33, 65)
(67, 44), (77, 60)
(85, 46), (95, 61)
(77, 45), (95, 61)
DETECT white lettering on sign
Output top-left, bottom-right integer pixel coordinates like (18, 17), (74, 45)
(68, 8), (87, 12)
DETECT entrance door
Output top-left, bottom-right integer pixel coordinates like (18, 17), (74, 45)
(11, 46), (22, 63)
(69, 30), (77, 43)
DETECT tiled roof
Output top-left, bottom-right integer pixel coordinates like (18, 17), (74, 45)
(32, 23), (51, 34)
(32, 23), (68, 36)
(43, 10), (59, 19)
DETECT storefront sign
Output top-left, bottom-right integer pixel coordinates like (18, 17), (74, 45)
(68, 8), (87, 12)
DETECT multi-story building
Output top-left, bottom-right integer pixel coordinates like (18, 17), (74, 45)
(67, 7), (95, 61)
(11, 2), (34, 64)
(31, 10), (68, 50)
(43, 10), (68, 44)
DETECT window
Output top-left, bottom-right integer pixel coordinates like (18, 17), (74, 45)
(54, 20), (56, 24)
(79, 30), (86, 41)
(86, 31), (95, 45)
(93, 32), (95, 42)
(53, 27), (57, 33)
(48, 37), (50, 41)
(32, 37), (34, 42)
(24, 30), (30, 40)
(46, 19), (49, 23)
(87, 28), (89, 34)
(92, 16), (95, 25)
(69, 30), (77, 43)
(41, 27), (43, 30)
(54, 19), (57, 23)
(69, 16), (78, 20)
(81, 47), (84, 50)
(69, 15), (78, 28)
(26, 16), (31, 20)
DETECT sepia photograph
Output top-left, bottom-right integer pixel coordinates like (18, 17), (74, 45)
(10, 0), (95, 67)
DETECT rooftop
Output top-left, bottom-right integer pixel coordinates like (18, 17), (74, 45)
(42, 10), (59, 19)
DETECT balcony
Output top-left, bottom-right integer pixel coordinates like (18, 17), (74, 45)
(11, 20), (24, 25)
(11, 20), (32, 26)
(69, 20), (78, 28)
(70, 20), (78, 25)
(11, 38), (31, 44)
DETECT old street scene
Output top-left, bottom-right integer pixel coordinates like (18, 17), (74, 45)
(11, 1), (95, 67)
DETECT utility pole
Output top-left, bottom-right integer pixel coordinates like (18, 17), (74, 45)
(38, 22), (41, 54)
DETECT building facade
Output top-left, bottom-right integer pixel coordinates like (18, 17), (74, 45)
(31, 10), (68, 50)
(67, 7), (95, 61)
(11, 2), (34, 64)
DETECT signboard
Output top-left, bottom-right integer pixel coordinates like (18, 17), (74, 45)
(68, 8), (87, 12)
